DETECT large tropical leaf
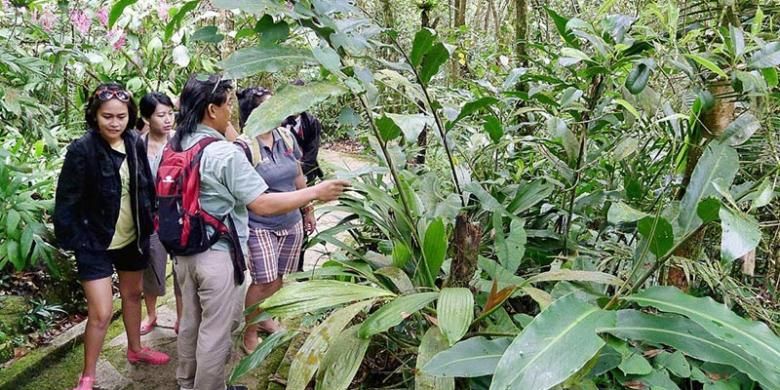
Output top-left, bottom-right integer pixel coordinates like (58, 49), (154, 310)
(315, 326), (370, 390)
(676, 141), (739, 235)
(287, 300), (373, 390)
(420, 218), (447, 286)
(358, 292), (439, 338)
(719, 207), (761, 262)
(600, 309), (780, 388)
(220, 46), (315, 79)
(749, 42), (780, 69)
(423, 337), (511, 377)
(109, 0), (138, 28)
(244, 82), (349, 136)
(490, 295), (615, 390)
(416, 327), (455, 390)
(437, 288), (474, 346)
(260, 280), (393, 317)
(525, 269), (622, 286)
(228, 330), (294, 384)
(494, 216), (526, 274)
(625, 287), (780, 371)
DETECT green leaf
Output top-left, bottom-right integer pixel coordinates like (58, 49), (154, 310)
(483, 115), (503, 143)
(411, 28), (436, 68)
(6, 240), (21, 270)
(494, 217), (526, 274)
(625, 60), (653, 95)
(244, 82), (348, 137)
(164, 0), (200, 41)
(749, 42), (780, 69)
(391, 241), (412, 268)
(525, 269), (622, 286)
(490, 295), (615, 390)
(358, 292), (439, 338)
(635, 368), (680, 390)
(719, 113), (760, 146)
(548, 116), (578, 162)
(220, 46), (315, 80)
(677, 141), (739, 235)
(190, 26), (224, 43)
(422, 218), (447, 284)
(315, 326), (371, 390)
(109, 0), (137, 28)
(437, 288), (474, 346)
(696, 197), (721, 223)
(614, 98), (641, 119)
(386, 113), (433, 143)
(761, 67), (778, 87)
(376, 115), (402, 143)
(20, 227), (33, 261)
(375, 267), (415, 294)
(416, 327), (455, 390)
(419, 43), (449, 85)
(5, 209), (20, 236)
(719, 207), (760, 262)
(423, 337), (511, 377)
(730, 25), (745, 58)
(260, 280), (393, 317)
(447, 97), (499, 130)
(619, 353), (653, 375)
(254, 14), (290, 45)
(655, 351), (691, 378)
(544, 7), (577, 47)
(637, 216), (674, 257)
(626, 287), (780, 380)
(600, 309), (780, 389)
(287, 301), (372, 390)
(229, 330), (294, 384)
(607, 202), (649, 225)
(750, 179), (774, 210)
(685, 54), (728, 79)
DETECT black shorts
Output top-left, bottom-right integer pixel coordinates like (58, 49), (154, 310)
(75, 243), (149, 281)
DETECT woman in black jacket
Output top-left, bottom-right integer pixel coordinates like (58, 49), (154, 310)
(54, 83), (169, 390)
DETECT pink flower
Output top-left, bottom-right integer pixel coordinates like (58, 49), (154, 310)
(107, 28), (126, 50)
(1, 0), (11, 10)
(96, 7), (109, 27)
(157, 1), (169, 21)
(69, 9), (91, 35)
(114, 33), (126, 50)
(33, 8), (57, 32)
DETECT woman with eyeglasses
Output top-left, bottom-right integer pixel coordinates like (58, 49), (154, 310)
(137, 92), (182, 336)
(54, 83), (170, 390)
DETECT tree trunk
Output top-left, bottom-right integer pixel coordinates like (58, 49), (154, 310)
(450, 0), (468, 80)
(514, 0), (528, 67)
(445, 214), (482, 288)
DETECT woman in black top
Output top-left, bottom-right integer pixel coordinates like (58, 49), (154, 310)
(54, 83), (170, 390)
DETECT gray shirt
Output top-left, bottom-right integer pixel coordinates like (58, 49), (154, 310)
(248, 129), (303, 230)
(181, 124), (268, 253)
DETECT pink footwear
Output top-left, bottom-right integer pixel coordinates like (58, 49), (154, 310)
(72, 375), (94, 390)
(139, 318), (157, 335)
(127, 347), (170, 365)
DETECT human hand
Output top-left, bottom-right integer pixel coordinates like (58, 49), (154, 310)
(303, 210), (316, 234)
(313, 179), (349, 202)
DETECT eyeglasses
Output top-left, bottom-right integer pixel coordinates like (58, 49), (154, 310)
(95, 88), (131, 102)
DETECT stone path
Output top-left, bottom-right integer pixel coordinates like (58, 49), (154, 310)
(69, 148), (369, 390)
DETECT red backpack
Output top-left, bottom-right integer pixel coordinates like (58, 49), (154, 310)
(155, 137), (251, 285)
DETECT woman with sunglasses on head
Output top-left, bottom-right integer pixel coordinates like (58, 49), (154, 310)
(137, 92), (183, 336)
(54, 83), (170, 390)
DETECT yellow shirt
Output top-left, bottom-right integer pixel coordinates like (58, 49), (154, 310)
(108, 142), (137, 249)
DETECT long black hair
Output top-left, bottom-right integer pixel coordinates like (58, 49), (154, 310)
(236, 87), (272, 130)
(169, 74), (233, 151)
(136, 92), (174, 130)
(85, 82), (138, 134)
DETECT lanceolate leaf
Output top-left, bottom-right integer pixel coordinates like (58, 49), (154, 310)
(625, 60), (653, 95)
(490, 295), (616, 390)
(411, 28), (436, 68)
(416, 327), (455, 390)
(749, 42), (780, 69)
(229, 330), (294, 384)
(625, 287), (780, 378)
(607, 202), (649, 225)
(637, 216), (674, 257)
(315, 326), (371, 390)
(287, 300), (373, 390)
(164, 0), (200, 41)
(423, 337), (511, 377)
(437, 288), (474, 346)
(600, 309), (780, 388)
(719, 207), (761, 262)
(421, 218), (447, 285)
(677, 141), (739, 235)
(525, 269), (622, 286)
(109, 0), (138, 28)
(358, 292), (439, 338)
(419, 42), (449, 85)
(447, 97), (500, 130)
(260, 280), (393, 317)
(220, 46), (315, 79)
(685, 54), (728, 79)
(244, 82), (348, 137)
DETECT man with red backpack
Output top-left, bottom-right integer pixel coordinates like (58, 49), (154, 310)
(158, 75), (348, 390)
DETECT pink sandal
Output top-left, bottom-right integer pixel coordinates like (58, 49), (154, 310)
(72, 375), (95, 390)
(127, 347), (170, 365)
(139, 318), (157, 335)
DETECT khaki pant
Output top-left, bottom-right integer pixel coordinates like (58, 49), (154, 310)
(175, 250), (242, 390)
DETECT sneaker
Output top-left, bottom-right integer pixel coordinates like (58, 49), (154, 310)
(127, 347), (170, 365)
(72, 375), (94, 390)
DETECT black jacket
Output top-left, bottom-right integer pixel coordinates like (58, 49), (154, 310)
(54, 129), (156, 254)
(284, 111), (323, 184)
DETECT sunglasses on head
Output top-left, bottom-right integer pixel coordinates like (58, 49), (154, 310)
(95, 88), (131, 102)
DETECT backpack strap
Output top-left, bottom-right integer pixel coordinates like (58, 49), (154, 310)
(234, 135), (261, 166)
(276, 127), (297, 154)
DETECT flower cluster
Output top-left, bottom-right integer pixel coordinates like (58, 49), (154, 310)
(96, 7), (109, 27)
(31, 6), (57, 32)
(106, 28), (127, 50)
(69, 9), (91, 35)
(157, 1), (170, 21)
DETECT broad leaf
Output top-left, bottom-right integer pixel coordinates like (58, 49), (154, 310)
(359, 292), (439, 338)
(421, 218), (447, 285)
(685, 54), (728, 79)
(423, 337), (511, 378)
(720, 113), (760, 146)
(244, 82), (348, 137)
(483, 115), (503, 143)
(655, 351), (691, 378)
(419, 43), (449, 85)
(5, 209), (20, 235)
(287, 300), (372, 390)
(411, 28), (436, 67)
(260, 280), (393, 317)
(416, 327), (455, 390)
(386, 113), (433, 143)
(437, 288), (474, 345)
(719, 207), (761, 262)
(545, 7), (577, 47)
(447, 97), (499, 130)
(749, 42), (780, 69)
(607, 202), (648, 225)
(548, 116), (578, 162)
(191, 26), (224, 43)
(677, 141), (738, 235)
(697, 197), (721, 223)
(494, 216), (526, 273)
(626, 60), (653, 95)
(637, 216), (674, 257)
(376, 115), (402, 142)
(109, 0), (138, 28)
(220, 46), (315, 79)
(525, 269), (622, 286)
(375, 266), (415, 294)
(600, 309), (780, 389)
(229, 330), (294, 384)
(490, 295), (615, 390)
(254, 14), (290, 45)
(625, 287), (780, 378)
(164, 0), (200, 41)
(316, 326), (370, 390)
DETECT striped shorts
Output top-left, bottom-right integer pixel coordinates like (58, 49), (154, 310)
(247, 221), (304, 284)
